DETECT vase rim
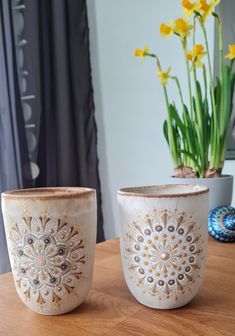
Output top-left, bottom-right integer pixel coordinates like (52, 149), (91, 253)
(1, 187), (96, 200)
(171, 174), (233, 180)
(117, 184), (209, 198)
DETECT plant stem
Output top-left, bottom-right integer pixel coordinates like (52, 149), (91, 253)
(217, 13), (224, 169)
(201, 23), (218, 169)
(170, 76), (184, 107)
(203, 64), (207, 98)
(217, 14), (223, 86)
(182, 39), (193, 119)
(170, 75), (189, 166)
(181, 39), (196, 170)
(149, 54), (181, 168)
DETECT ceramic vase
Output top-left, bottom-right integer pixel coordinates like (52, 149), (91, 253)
(117, 184), (209, 309)
(1, 187), (97, 315)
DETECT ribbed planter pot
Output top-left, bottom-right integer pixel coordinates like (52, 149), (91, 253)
(169, 175), (233, 211)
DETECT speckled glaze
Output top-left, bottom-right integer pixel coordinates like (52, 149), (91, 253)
(117, 184), (209, 309)
(1, 187), (97, 315)
(208, 206), (235, 242)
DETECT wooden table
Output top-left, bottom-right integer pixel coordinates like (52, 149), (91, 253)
(0, 238), (234, 336)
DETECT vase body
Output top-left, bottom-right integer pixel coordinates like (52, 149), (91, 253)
(117, 184), (209, 309)
(169, 175), (233, 210)
(1, 187), (97, 315)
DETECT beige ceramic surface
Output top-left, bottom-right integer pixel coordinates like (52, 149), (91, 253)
(1, 187), (97, 315)
(117, 184), (209, 309)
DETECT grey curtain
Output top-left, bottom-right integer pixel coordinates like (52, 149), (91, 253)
(0, 0), (33, 274)
(24, 0), (105, 242)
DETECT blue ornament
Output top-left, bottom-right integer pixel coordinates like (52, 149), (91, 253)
(208, 206), (235, 242)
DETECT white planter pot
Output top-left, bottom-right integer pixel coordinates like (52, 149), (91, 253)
(169, 175), (233, 211)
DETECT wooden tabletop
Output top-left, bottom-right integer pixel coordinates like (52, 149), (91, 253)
(0, 238), (234, 336)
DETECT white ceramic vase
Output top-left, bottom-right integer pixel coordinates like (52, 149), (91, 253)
(117, 184), (209, 309)
(169, 175), (233, 210)
(1, 187), (97, 315)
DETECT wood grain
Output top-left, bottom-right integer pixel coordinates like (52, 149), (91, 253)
(0, 238), (234, 336)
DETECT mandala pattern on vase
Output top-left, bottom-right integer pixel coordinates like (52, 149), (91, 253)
(124, 209), (204, 302)
(8, 210), (85, 308)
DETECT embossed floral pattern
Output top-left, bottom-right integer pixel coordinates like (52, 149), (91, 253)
(124, 209), (204, 301)
(8, 211), (85, 307)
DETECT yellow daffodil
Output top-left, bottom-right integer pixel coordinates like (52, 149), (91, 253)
(157, 67), (171, 86)
(160, 20), (175, 37)
(225, 44), (235, 60)
(187, 44), (206, 67)
(200, 0), (221, 23)
(193, 44), (206, 56)
(187, 52), (193, 61)
(174, 18), (193, 39)
(182, 0), (201, 17)
(134, 45), (150, 61)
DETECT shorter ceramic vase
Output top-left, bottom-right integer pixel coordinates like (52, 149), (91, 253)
(1, 187), (97, 315)
(117, 184), (209, 309)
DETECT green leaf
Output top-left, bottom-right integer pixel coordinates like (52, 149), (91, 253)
(195, 123), (207, 171)
(214, 76), (221, 129)
(163, 120), (169, 145)
(182, 104), (198, 155)
(231, 72), (235, 93)
(169, 104), (186, 138)
(192, 97), (197, 122)
(195, 81), (204, 130)
(221, 64), (232, 137)
(203, 97), (210, 152)
(196, 81), (203, 107)
(178, 150), (198, 168)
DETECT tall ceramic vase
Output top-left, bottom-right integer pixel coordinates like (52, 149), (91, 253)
(1, 187), (97, 315)
(117, 184), (209, 309)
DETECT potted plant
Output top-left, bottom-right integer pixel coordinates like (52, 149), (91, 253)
(135, 0), (234, 210)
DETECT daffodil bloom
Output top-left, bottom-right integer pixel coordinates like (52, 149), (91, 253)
(182, 0), (201, 17)
(187, 52), (193, 61)
(160, 20), (175, 37)
(193, 44), (206, 57)
(157, 67), (171, 86)
(134, 45), (150, 61)
(174, 18), (193, 39)
(187, 44), (206, 67)
(200, 0), (221, 23)
(225, 44), (235, 60)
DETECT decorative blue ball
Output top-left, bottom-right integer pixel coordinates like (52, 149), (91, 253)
(208, 206), (235, 242)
